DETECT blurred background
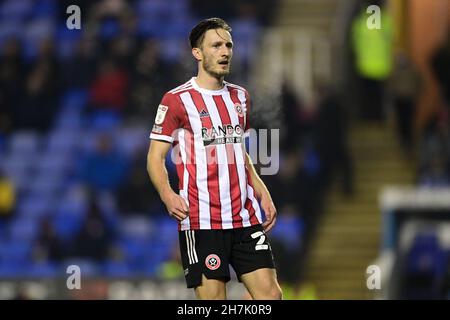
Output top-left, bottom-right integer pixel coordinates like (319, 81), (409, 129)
(0, 0), (449, 300)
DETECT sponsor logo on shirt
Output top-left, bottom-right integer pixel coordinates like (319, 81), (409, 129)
(155, 104), (169, 125)
(201, 124), (243, 146)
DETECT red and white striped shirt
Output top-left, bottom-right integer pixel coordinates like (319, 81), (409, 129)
(149, 77), (263, 231)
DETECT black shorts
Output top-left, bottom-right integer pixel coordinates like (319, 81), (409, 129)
(178, 224), (276, 288)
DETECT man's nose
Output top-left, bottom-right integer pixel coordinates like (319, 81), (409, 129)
(220, 46), (231, 57)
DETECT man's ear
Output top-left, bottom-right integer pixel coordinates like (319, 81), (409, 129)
(192, 47), (202, 61)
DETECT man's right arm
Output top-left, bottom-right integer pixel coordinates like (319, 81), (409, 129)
(147, 140), (189, 221)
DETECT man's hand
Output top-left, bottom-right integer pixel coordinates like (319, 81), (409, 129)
(161, 190), (189, 221)
(260, 193), (277, 232)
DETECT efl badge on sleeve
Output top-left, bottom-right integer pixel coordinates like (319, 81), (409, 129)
(155, 105), (168, 124)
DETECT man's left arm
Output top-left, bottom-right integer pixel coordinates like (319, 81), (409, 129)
(245, 152), (277, 232)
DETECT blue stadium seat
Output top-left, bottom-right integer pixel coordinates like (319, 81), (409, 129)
(54, 108), (83, 129)
(0, 261), (24, 278)
(31, 0), (57, 18)
(8, 217), (40, 241)
(270, 215), (304, 249)
(53, 213), (83, 241)
(35, 151), (72, 175)
(0, 22), (23, 47)
(56, 24), (82, 60)
(21, 18), (55, 61)
(16, 194), (55, 219)
(57, 185), (88, 216)
(118, 216), (154, 241)
(0, 240), (31, 264)
(8, 131), (41, 155)
(103, 259), (133, 277)
(86, 111), (122, 131)
(99, 18), (121, 40)
(60, 89), (88, 112)
(403, 232), (447, 299)
(116, 238), (148, 270)
(23, 261), (59, 278)
(153, 216), (178, 244)
(115, 126), (148, 157)
(27, 172), (65, 197)
(0, 0), (33, 21)
(62, 259), (101, 277)
(46, 129), (80, 154)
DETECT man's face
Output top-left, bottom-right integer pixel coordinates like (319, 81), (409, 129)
(197, 28), (233, 78)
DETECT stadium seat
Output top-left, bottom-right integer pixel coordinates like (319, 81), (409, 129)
(103, 259), (133, 277)
(60, 89), (88, 112)
(16, 194), (55, 219)
(0, 261), (24, 278)
(62, 259), (101, 277)
(115, 126), (148, 157)
(45, 130), (78, 155)
(23, 261), (59, 278)
(8, 216), (40, 241)
(53, 213), (83, 241)
(403, 232), (447, 299)
(31, 0), (57, 18)
(8, 131), (41, 155)
(0, 0), (33, 21)
(0, 22), (23, 47)
(0, 240), (31, 264)
(118, 216), (154, 241)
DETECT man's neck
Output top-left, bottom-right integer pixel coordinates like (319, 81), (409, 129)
(195, 70), (224, 90)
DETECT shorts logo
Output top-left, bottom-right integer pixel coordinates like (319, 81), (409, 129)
(205, 254), (221, 270)
(234, 103), (243, 117)
(155, 104), (168, 125)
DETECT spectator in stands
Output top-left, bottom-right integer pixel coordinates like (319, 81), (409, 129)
(79, 133), (129, 193)
(70, 199), (114, 261)
(88, 58), (129, 113)
(388, 51), (422, 152)
(280, 82), (303, 151)
(351, 0), (394, 120)
(116, 145), (162, 215)
(128, 40), (168, 121)
(32, 216), (65, 263)
(14, 39), (60, 133)
(315, 83), (353, 195)
(0, 38), (25, 135)
(0, 171), (16, 221)
(63, 37), (99, 89)
(430, 39), (450, 108)
(418, 155), (450, 187)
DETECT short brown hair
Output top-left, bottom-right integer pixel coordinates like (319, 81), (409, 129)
(189, 18), (232, 49)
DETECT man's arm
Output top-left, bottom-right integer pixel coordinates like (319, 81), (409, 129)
(245, 152), (277, 232)
(147, 140), (189, 221)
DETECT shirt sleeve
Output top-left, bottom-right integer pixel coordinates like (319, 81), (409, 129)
(244, 90), (251, 136)
(149, 93), (183, 143)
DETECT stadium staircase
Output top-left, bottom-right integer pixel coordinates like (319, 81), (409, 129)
(254, 0), (417, 299)
(302, 121), (417, 299)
